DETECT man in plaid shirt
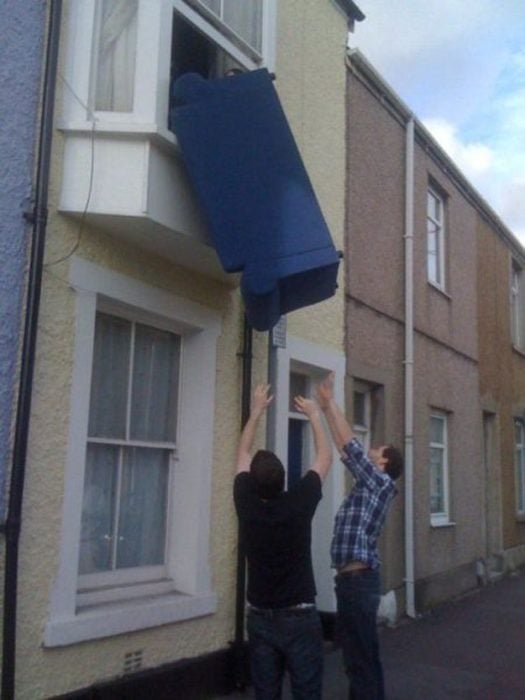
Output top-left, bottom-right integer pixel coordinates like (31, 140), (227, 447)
(316, 374), (403, 700)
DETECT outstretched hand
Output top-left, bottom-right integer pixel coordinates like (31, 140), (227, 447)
(252, 383), (273, 416)
(316, 371), (335, 410)
(294, 395), (319, 420)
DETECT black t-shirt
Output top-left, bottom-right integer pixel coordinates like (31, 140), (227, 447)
(233, 470), (322, 608)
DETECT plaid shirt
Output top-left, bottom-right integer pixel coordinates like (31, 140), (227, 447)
(331, 438), (397, 570)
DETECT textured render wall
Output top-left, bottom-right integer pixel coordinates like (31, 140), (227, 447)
(413, 157), (479, 361)
(345, 73), (408, 593)
(412, 149), (484, 586)
(275, 0), (347, 351)
(346, 68), (484, 602)
(0, 0), (45, 520)
(477, 218), (525, 554)
(15, 2), (350, 698)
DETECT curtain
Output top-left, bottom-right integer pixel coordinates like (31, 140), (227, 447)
(95, 0), (138, 111)
(117, 447), (169, 568)
(130, 323), (180, 443)
(199, 0), (262, 53)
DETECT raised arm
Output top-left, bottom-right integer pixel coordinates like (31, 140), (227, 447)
(294, 396), (332, 481)
(236, 384), (273, 473)
(315, 372), (353, 454)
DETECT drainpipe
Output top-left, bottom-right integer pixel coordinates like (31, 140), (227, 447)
(1, 3), (62, 698)
(233, 316), (253, 688)
(404, 116), (416, 618)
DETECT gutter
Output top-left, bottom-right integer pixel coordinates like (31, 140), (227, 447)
(1, 2), (62, 698)
(346, 48), (417, 618)
(233, 316), (253, 689)
(404, 117), (416, 618)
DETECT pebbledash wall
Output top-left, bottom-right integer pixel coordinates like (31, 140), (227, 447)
(0, 0), (46, 523)
(13, 2), (352, 698)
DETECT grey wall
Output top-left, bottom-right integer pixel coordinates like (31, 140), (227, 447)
(0, 1), (46, 521)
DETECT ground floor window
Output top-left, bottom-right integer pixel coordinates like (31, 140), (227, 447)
(515, 418), (525, 515)
(45, 258), (220, 646)
(429, 411), (450, 525)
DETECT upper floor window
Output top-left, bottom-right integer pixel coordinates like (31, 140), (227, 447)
(429, 411), (450, 526)
(515, 419), (525, 516)
(170, 0), (270, 86)
(62, 0), (276, 133)
(427, 186), (446, 290)
(511, 261), (524, 351)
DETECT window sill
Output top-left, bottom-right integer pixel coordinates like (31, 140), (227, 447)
(44, 590), (217, 647)
(511, 344), (525, 359)
(430, 520), (456, 529)
(427, 282), (451, 301)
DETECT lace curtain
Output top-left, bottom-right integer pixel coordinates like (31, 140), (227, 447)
(95, 0), (139, 112)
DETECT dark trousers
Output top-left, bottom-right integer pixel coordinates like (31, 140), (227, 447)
(335, 569), (384, 700)
(247, 606), (323, 700)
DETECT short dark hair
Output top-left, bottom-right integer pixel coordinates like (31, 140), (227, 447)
(250, 450), (285, 499)
(383, 445), (403, 481)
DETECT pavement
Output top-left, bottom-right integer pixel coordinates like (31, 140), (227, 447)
(216, 568), (525, 699)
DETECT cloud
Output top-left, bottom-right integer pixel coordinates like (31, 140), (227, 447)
(350, 1), (525, 248)
(423, 117), (525, 246)
(423, 118), (494, 179)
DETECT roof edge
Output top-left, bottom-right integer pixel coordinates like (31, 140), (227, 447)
(334, 0), (365, 22)
(346, 48), (525, 261)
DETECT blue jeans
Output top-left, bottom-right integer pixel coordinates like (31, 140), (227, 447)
(335, 570), (384, 700)
(247, 606), (323, 700)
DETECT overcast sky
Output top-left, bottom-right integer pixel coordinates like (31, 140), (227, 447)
(349, 0), (525, 247)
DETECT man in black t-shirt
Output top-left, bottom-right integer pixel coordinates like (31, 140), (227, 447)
(234, 383), (332, 700)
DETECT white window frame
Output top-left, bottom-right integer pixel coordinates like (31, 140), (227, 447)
(429, 411), (450, 526)
(77, 303), (181, 600)
(511, 260), (524, 351)
(427, 186), (446, 291)
(515, 418), (525, 516)
(45, 258), (221, 647)
(352, 381), (372, 452)
(61, 0), (276, 141)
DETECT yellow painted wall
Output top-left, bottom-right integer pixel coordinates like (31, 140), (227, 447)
(14, 1), (350, 697)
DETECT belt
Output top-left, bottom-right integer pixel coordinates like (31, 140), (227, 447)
(249, 603), (316, 618)
(336, 562), (371, 578)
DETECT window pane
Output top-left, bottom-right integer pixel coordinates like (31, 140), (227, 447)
(116, 447), (169, 568)
(88, 313), (131, 439)
(200, 0), (220, 14)
(427, 222), (438, 283)
(95, 0), (138, 111)
(288, 418), (306, 488)
(130, 323), (181, 442)
(79, 444), (119, 574)
(353, 391), (366, 426)
(430, 446), (444, 513)
(427, 190), (441, 221)
(289, 372), (308, 411)
(430, 416), (444, 444)
(223, 0), (262, 52)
